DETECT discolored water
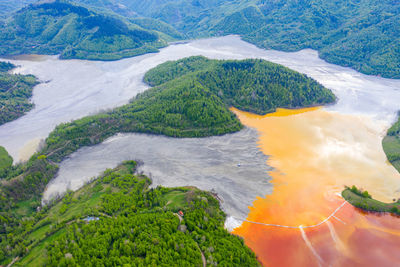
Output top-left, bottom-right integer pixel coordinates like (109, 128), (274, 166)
(233, 108), (400, 266)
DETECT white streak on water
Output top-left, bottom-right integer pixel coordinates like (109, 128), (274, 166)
(326, 221), (346, 252)
(300, 227), (324, 266)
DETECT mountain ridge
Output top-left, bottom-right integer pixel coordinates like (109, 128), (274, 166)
(0, 0), (169, 60)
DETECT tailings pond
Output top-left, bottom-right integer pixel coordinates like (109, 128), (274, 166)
(2, 36), (400, 266)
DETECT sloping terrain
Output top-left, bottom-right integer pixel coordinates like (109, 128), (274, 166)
(0, 0), (167, 60)
(12, 161), (260, 266)
(123, 0), (400, 78)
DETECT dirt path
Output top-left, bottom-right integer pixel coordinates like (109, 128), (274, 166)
(7, 256), (19, 267)
(195, 243), (206, 267)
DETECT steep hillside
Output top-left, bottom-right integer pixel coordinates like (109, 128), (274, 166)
(0, 0), (167, 60)
(123, 0), (400, 78)
(0, 160), (261, 265)
(12, 161), (259, 266)
(2, 1), (397, 77)
(213, 0), (400, 78)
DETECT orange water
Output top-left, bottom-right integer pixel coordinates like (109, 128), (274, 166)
(232, 107), (400, 266)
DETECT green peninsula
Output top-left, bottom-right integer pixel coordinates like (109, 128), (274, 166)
(342, 186), (400, 215)
(43, 56), (335, 161)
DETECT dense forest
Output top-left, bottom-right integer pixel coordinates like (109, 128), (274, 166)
(0, 146), (12, 170)
(1, 161), (260, 266)
(0, 0), (398, 77)
(0, 0), (168, 60)
(120, 0), (400, 78)
(0, 62), (39, 125)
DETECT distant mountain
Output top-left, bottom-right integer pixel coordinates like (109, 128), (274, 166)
(0, 0), (36, 19)
(123, 0), (400, 79)
(0, 0), (398, 77)
(0, 0), (168, 60)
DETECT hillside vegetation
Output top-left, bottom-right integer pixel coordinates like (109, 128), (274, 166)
(0, 146), (12, 170)
(0, 57), (333, 264)
(0, 61), (39, 125)
(3, 161), (260, 266)
(1, 0), (398, 77)
(0, 0), (167, 60)
(0, 0), (35, 19)
(122, 0), (400, 78)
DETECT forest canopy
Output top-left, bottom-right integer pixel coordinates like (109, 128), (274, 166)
(120, 0), (400, 78)
(2, 161), (260, 266)
(0, 0), (167, 60)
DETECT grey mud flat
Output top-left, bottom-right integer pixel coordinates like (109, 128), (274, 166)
(43, 128), (272, 221)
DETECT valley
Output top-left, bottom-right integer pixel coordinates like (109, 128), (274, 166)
(1, 35), (400, 266)
(0, 0), (399, 266)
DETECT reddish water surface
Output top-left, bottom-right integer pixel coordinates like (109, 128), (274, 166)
(232, 107), (400, 266)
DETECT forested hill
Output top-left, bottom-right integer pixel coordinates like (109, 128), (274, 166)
(0, 1), (398, 77)
(0, 0), (167, 60)
(144, 56), (336, 114)
(41, 56), (334, 161)
(3, 161), (260, 266)
(0, 57), (333, 264)
(120, 0), (400, 79)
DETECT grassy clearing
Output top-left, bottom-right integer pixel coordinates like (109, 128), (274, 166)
(162, 190), (187, 211)
(16, 229), (67, 267)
